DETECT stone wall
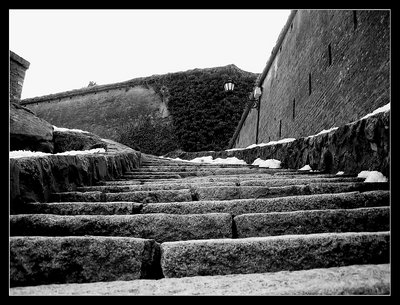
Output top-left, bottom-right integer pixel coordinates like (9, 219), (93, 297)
(232, 10), (390, 148)
(10, 51), (30, 103)
(22, 85), (164, 141)
(169, 110), (390, 178)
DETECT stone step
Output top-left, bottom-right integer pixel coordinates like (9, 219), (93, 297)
(160, 231), (390, 278)
(132, 165), (264, 172)
(79, 177), (364, 193)
(21, 202), (143, 215)
(193, 182), (389, 201)
(10, 213), (233, 243)
(121, 173), (183, 180)
(140, 161), (259, 168)
(96, 173), (340, 186)
(18, 190), (390, 216)
(234, 206), (389, 238)
(53, 182), (388, 203)
(9, 264), (390, 295)
(51, 189), (194, 203)
(125, 168), (294, 176)
(10, 236), (162, 287)
(141, 190), (389, 216)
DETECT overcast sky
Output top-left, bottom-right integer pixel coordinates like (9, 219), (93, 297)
(9, 9), (291, 99)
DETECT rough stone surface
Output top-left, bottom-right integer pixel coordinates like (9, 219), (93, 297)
(141, 191), (389, 216)
(104, 189), (193, 203)
(176, 111), (390, 178)
(10, 102), (54, 153)
(23, 202), (142, 215)
(10, 236), (161, 287)
(10, 213), (233, 243)
(234, 206), (390, 238)
(193, 182), (389, 201)
(10, 147), (141, 213)
(160, 232), (390, 278)
(53, 130), (107, 153)
(9, 264), (390, 295)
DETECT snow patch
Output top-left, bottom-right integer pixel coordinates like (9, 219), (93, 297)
(165, 156), (247, 165)
(359, 103), (390, 121)
(357, 170), (388, 182)
(299, 164), (312, 171)
(226, 138), (296, 152)
(252, 158), (281, 168)
(306, 127), (339, 138)
(10, 148), (106, 159)
(53, 125), (90, 134)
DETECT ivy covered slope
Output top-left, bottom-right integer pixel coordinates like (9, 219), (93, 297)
(117, 64), (258, 154)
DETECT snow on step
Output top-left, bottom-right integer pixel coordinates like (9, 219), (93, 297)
(141, 191), (390, 216)
(160, 231), (390, 278)
(9, 264), (390, 295)
(10, 236), (162, 287)
(234, 206), (389, 237)
(10, 213), (233, 243)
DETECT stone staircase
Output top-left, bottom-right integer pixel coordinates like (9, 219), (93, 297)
(9, 154), (390, 295)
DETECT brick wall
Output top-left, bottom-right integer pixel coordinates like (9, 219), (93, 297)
(234, 10), (390, 148)
(9, 51), (30, 103)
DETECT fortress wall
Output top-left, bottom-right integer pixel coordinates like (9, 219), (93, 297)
(233, 10), (390, 148)
(24, 85), (164, 141)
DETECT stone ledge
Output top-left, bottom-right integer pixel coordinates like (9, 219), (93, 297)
(168, 111), (390, 178)
(10, 135), (141, 213)
(10, 50), (30, 69)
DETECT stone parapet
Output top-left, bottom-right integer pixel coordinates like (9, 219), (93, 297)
(166, 110), (390, 178)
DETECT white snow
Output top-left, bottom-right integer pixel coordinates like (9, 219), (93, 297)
(10, 148), (106, 159)
(359, 103), (390, 120)
(299, 164), (312, 171)
(226, 138), (296, 152)
(306, 127), (339, 138)
(357, 170), (388, 182)
(53, 125), (90, 133)
(336, 171), (345, 176)
(252, 158), (281, 168)
(165, 156), (247, 165)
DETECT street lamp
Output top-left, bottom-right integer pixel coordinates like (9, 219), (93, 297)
(224, 79), (235, 92)
(248, 86), (263, 144)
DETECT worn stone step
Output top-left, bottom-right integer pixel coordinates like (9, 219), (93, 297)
(10, 236), (162, 287)
(234, 206), (390, 238)
(10, 213), (233, 243)
(160, 231), (390, 278)
(121, 174), (183, 180)
(132, 165), (263, 172)
(141, 190), (389, 216)
(79, 177), (364, 193)
(21, 202), (143, 215)
(125, 168), (292, 176)
(96, 173), (352, 186)
(78, 182), (237, 193)
(51, 189), (194, 203)
(17, 190), (390, 217)
(194, 182), (389, 201)
(9, 264), (390, 295)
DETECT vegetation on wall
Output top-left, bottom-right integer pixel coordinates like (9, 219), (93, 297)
(117, 65), (258, 154)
